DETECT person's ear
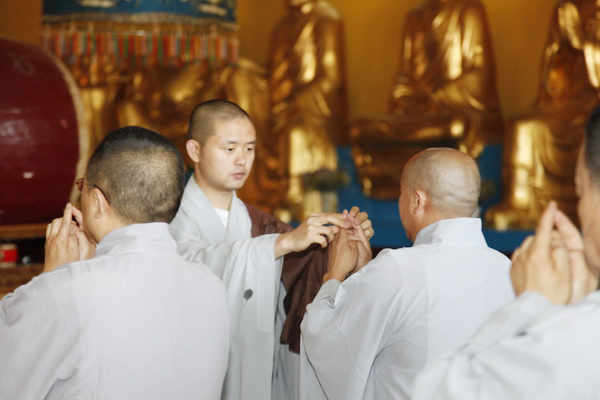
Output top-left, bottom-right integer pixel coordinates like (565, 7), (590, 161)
(92, 188), (110, 219)
(186, 139), (201, 163)
(413, 189), (428, 215)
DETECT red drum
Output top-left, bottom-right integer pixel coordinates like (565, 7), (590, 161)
(0, 38), (82, 225)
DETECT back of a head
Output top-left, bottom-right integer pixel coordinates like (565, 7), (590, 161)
(188, 99), (251, 144)
(87, 126), (184, 224)
(405, 148), (481, 217)
(585, 105), (600, 187)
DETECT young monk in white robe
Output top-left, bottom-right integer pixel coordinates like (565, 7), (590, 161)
(169, 99), (373, 400)
(0, 126), (229, 399)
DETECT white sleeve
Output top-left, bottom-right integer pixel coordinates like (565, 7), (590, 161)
(172, 228), (282, 331)
(0, 274), (79, 399)
(412, 292), (598, 400)
(300, 272), (392, 400)
(171, 227), (286, 399)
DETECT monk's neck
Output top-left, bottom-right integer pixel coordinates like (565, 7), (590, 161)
(193, 173), (233, 211)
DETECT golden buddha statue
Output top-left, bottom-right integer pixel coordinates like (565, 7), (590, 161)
(62, 50), (124, 160)
(115, 63), (219, 159)
(115, 58), (279, 212)
(351, 0), (503, 199)
(268, 0), (348, 220)
(40, 0), (243, 168)
(486, 0), (600, 229)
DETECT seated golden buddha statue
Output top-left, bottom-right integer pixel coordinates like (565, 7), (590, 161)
(115, 59), (280, 212)
(268, 0), (348, 220)
(116, 62), (220, 160)
(351, 0), (503, 199)
(68, 53), (125, 161)
(486, 0), (600, 229)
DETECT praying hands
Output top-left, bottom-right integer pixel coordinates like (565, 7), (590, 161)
(323, 210), (373, 283)
(44, 203), (96, 273)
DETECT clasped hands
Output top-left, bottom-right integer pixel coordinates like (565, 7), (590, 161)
(44, 203), (96, 273)
(511, 201), (599, 305)
(275, 206), (373, 260)
(323, 209), (373, 284)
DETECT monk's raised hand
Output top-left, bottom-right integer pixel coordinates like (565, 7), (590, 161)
(323, 216), (358, 283)
(44, 203), (81, 273)
(274, 212), (349, 258)
(510, 202), (572, 304)
(70, 205), (97, 261)
(554, 209), (599, 304)
(349, 206), (374, 240)
(347, 214), (372, 273)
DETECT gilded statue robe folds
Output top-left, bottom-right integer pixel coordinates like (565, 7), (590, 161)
(352, 0), (503, 199)
(486, 0), (600, 229)
(116, 59), (278, 212)
(269, 0), (348, 219)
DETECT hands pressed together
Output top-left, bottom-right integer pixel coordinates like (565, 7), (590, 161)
(510, 201), (599, 305)
(274, 206), (373, 259)
(44, 203), (96, 273)
(323, 209), (373, 283)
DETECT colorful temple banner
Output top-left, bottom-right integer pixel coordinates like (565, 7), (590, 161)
(43, 0), (236, 25)
(41, 0), (238, 68)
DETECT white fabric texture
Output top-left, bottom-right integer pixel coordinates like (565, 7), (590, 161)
(170, 178), (291, 400)
(412, 290), (600, 400)
(0, 223), (229, 400)
(214, 207), (230, 228)
(300, 218), (514, 400)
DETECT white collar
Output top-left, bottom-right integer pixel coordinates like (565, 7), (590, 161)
(413, 218), (487, 247)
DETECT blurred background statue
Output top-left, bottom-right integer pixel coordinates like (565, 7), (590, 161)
(41, 0), (240, 160)
(351, 0), (503, 199)
(485, 0), (600, 229)
(268, 0), (348, 221)
(115, 55), (277, 210)
(41, 0), (280, 212)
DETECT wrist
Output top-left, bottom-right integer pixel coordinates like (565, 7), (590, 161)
(322, 269), (347, 284)
(275, 232), (293, 259)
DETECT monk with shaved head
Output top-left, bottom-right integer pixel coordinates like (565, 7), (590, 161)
(300, 148), (515, 400)
(399, 148), (481, 241)
(0, 126), (229, 399)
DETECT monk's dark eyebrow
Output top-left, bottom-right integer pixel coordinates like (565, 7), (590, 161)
(224, 140), (256, 145)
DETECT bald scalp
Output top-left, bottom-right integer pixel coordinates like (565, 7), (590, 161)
(404, 148), (480, 217)
(188, 99), (251, 144)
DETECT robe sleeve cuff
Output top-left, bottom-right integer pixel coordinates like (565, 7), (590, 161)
(314, 279), (341, 306)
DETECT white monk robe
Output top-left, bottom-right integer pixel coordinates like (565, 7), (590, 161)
(0, 223), (229, 400)
(300, 218), (514, 400)
(170, 178), (296, 400)
(412, 290), (600, 400)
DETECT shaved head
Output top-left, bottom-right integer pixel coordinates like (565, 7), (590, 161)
(188, 99), (251, 144)
(403, 148), (480, 217)
(87, 126), (184, 224)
